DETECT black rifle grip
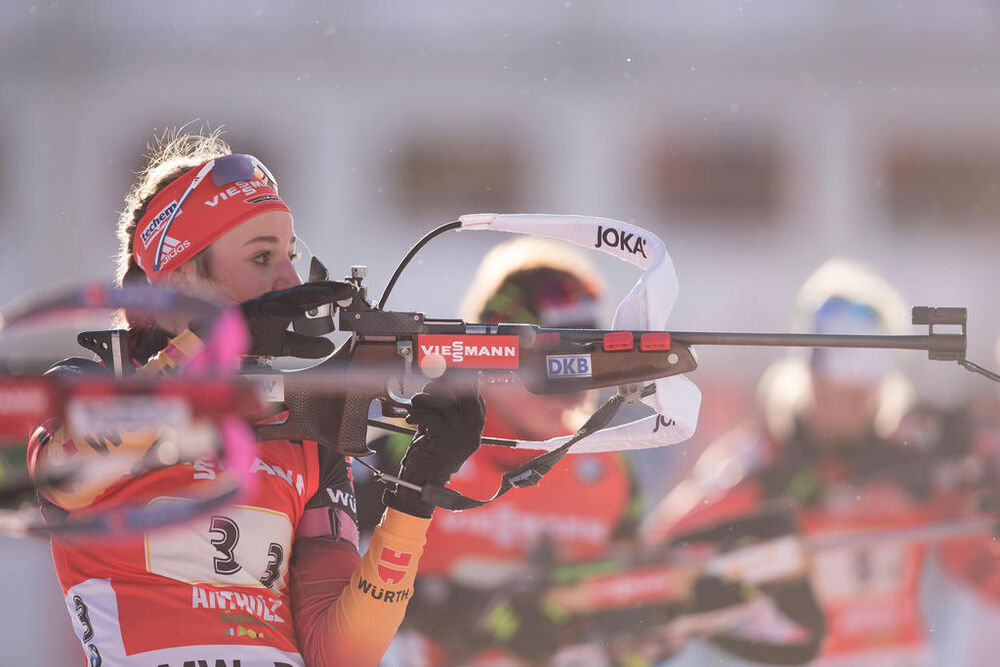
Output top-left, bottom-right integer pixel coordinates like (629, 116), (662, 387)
(254, 387), (373, 457)
(253, 339), (390, 457)
(337, 387), (383, 459)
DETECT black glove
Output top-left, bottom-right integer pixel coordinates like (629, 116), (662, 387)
(385, 375), (486, 517)
(238, 281), (356, 358)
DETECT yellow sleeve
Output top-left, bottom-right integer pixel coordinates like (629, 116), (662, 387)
(317, 508), (431, 665)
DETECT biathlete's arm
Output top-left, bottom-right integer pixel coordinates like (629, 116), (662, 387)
(291, 510), (429, 666)
(288, 446), (429, 666)
(291, 376), (484, 666)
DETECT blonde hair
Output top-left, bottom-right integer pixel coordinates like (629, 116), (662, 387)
(760, 257), (914, 440)
(113, 126), (231, 340)
(459, 237), (605, 322)
(791, 257), (909, 335)
(116, 125), (231, 289)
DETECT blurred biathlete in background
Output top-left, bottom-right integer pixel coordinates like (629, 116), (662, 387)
(357, 238), (643, 665)
(26, 129), (485, 666)
(643, 259), (948, 667)
(919, 337), (1000, 665)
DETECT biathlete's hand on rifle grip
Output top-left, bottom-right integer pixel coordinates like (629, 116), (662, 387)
(237, 281), (357, 358)
(385, 375), (486, 518)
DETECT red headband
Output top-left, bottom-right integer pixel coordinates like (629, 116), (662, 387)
(133, 156), (290, 283)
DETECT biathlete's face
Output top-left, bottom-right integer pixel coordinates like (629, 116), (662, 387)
(171, 210), (301, 304)
(803, 375), (881, 447)
(482, 380), (591, 441)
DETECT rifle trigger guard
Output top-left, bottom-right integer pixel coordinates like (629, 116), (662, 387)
(385, 381), (413, 409)
(382, 339), (420, 413)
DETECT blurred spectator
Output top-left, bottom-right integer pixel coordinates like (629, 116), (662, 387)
(643, 258), (950, 666)
(920, 338), (1000, 665)
(360, 237), (643, 665)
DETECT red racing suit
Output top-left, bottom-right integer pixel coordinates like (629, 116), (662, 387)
(931, 400), (1000, 603)
(395, 411), (640, 665)
(645, 423), (946, 667)
(28, 332), (431, 667)
(421, 415), (639, 573)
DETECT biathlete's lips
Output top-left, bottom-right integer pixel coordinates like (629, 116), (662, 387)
(133, 154), (290, 283)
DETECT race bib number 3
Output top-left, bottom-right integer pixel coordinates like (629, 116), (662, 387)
(145, 499), (293, 589)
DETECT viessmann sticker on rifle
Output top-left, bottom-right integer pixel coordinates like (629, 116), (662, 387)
(415, 335), (520, 369)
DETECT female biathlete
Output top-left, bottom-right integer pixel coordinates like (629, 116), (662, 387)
(27, 130), (485, 666)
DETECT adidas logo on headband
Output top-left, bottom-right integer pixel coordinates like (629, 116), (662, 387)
(157, 235), (191, 269)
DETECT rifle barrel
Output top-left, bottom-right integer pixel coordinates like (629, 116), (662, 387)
(669, 332), (963, 353)
(808, 517), (994, 551)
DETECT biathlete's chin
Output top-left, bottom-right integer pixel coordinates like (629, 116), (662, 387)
(159, 272), (239, 330)
(164, 273), (222, 303)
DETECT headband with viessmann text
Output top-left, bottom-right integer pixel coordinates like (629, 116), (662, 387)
(133, 154), (290, 283)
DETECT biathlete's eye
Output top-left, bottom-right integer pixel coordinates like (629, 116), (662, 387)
(252, 251), (271, 266)
(289, 250), (302, 262)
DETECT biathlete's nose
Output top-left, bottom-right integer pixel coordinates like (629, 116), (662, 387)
(274, 256), (302, 291)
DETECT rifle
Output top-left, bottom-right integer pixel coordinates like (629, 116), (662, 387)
(246, 214), (995, 512)
(438, 497), (1000, 666)
(404, 508), (822, 666)
(2, 214), (995, 528)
